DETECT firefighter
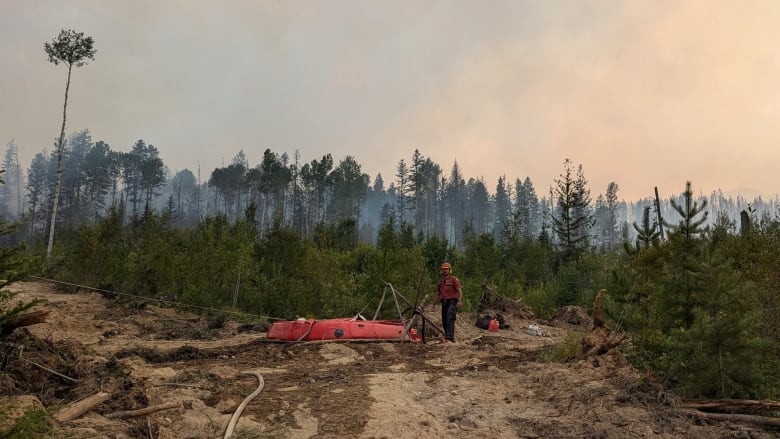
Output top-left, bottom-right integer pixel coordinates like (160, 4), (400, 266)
(434, 261), (462, 342)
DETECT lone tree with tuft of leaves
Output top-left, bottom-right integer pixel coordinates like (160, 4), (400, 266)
(44, 28), (96, 259)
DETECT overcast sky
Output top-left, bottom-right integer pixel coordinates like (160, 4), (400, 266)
(3, 0), (780, 201)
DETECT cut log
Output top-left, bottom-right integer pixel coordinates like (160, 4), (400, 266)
(682, 399), (780, 415)
(107, 402), (181, 419)
(680, 408), (780, 428)
(0, 310), (50, 336)
(55, 391), (111, 423)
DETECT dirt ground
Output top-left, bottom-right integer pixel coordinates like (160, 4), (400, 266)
(1, 281), (777, 438)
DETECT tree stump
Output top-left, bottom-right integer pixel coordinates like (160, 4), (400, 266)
(582, 289), (628, 366)
(0, 310), (50, 336)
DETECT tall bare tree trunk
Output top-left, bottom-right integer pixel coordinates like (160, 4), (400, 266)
(46, 65), (72, 259)
(654, 186), (665, 240)
(16, 160), (21, 217)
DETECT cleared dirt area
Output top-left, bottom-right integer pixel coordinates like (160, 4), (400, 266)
(1, 281), (776, 438)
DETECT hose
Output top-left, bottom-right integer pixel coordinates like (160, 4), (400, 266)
(223, 370), (264, 439)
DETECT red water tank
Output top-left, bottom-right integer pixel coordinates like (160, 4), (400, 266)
(488, 319), (499, 332)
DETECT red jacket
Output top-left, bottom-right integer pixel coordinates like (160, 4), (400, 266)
(437, 274), (461, 301)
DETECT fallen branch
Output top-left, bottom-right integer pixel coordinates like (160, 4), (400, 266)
(680, 408), (780, 428)
(224, 370), (264, 439)
(55, 391), (111, 423)
(22, 358), (79, 383)
(107, 402), (181, 420)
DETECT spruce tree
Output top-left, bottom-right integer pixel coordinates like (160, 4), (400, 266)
(644, 182), (775, 397)
(594, 182), (621, 249)
(493, 176), (511, 241)
(669, 244), (772, 397)
(660, 181), (708, 329)
(513, 177), (539, 241)
(628, 206), (661, 253)
(549, 159), (593, 261)
(395, 159), (411, 224)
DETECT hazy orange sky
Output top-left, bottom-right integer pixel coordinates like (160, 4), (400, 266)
(2, 0), (780, 201)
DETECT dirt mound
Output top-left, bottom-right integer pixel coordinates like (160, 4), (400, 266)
(552, 305), (593, 328)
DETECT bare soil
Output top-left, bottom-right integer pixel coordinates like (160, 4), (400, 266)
(1, 281), (776, 438)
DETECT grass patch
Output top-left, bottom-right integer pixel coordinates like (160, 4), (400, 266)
(541, 330), (586, 363)
(0, 407), (53, 439)
(521, 284), (558, 319)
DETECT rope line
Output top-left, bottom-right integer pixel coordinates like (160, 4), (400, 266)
(27, 275), (285, 322)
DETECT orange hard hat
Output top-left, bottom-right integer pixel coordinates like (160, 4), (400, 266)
(440, 262), (452, 270)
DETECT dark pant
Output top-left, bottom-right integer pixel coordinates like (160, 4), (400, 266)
(441, 299), (458, 341)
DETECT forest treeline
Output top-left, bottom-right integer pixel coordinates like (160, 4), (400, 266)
(1, 133), (780, 400)
(1, 132), (778, 248)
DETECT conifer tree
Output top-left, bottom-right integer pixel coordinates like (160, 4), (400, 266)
(466, 178), (490, 234)
(670, 244), (772, 397)
(660, 181), (708, 329)
(493, 176), (511, 241)
(445, 161), (466, 246)
(513, 177), (539, 241)
(638, 182), (773, 397)
(549, 159), (593, 261)
(594, 182), (621, 249)
(395, 159), (411, 225)
(327, 156), (368, 223)
(409, 152), (442, 237)
(627, 206), (661, 252)
(300, 154), (333, 232)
